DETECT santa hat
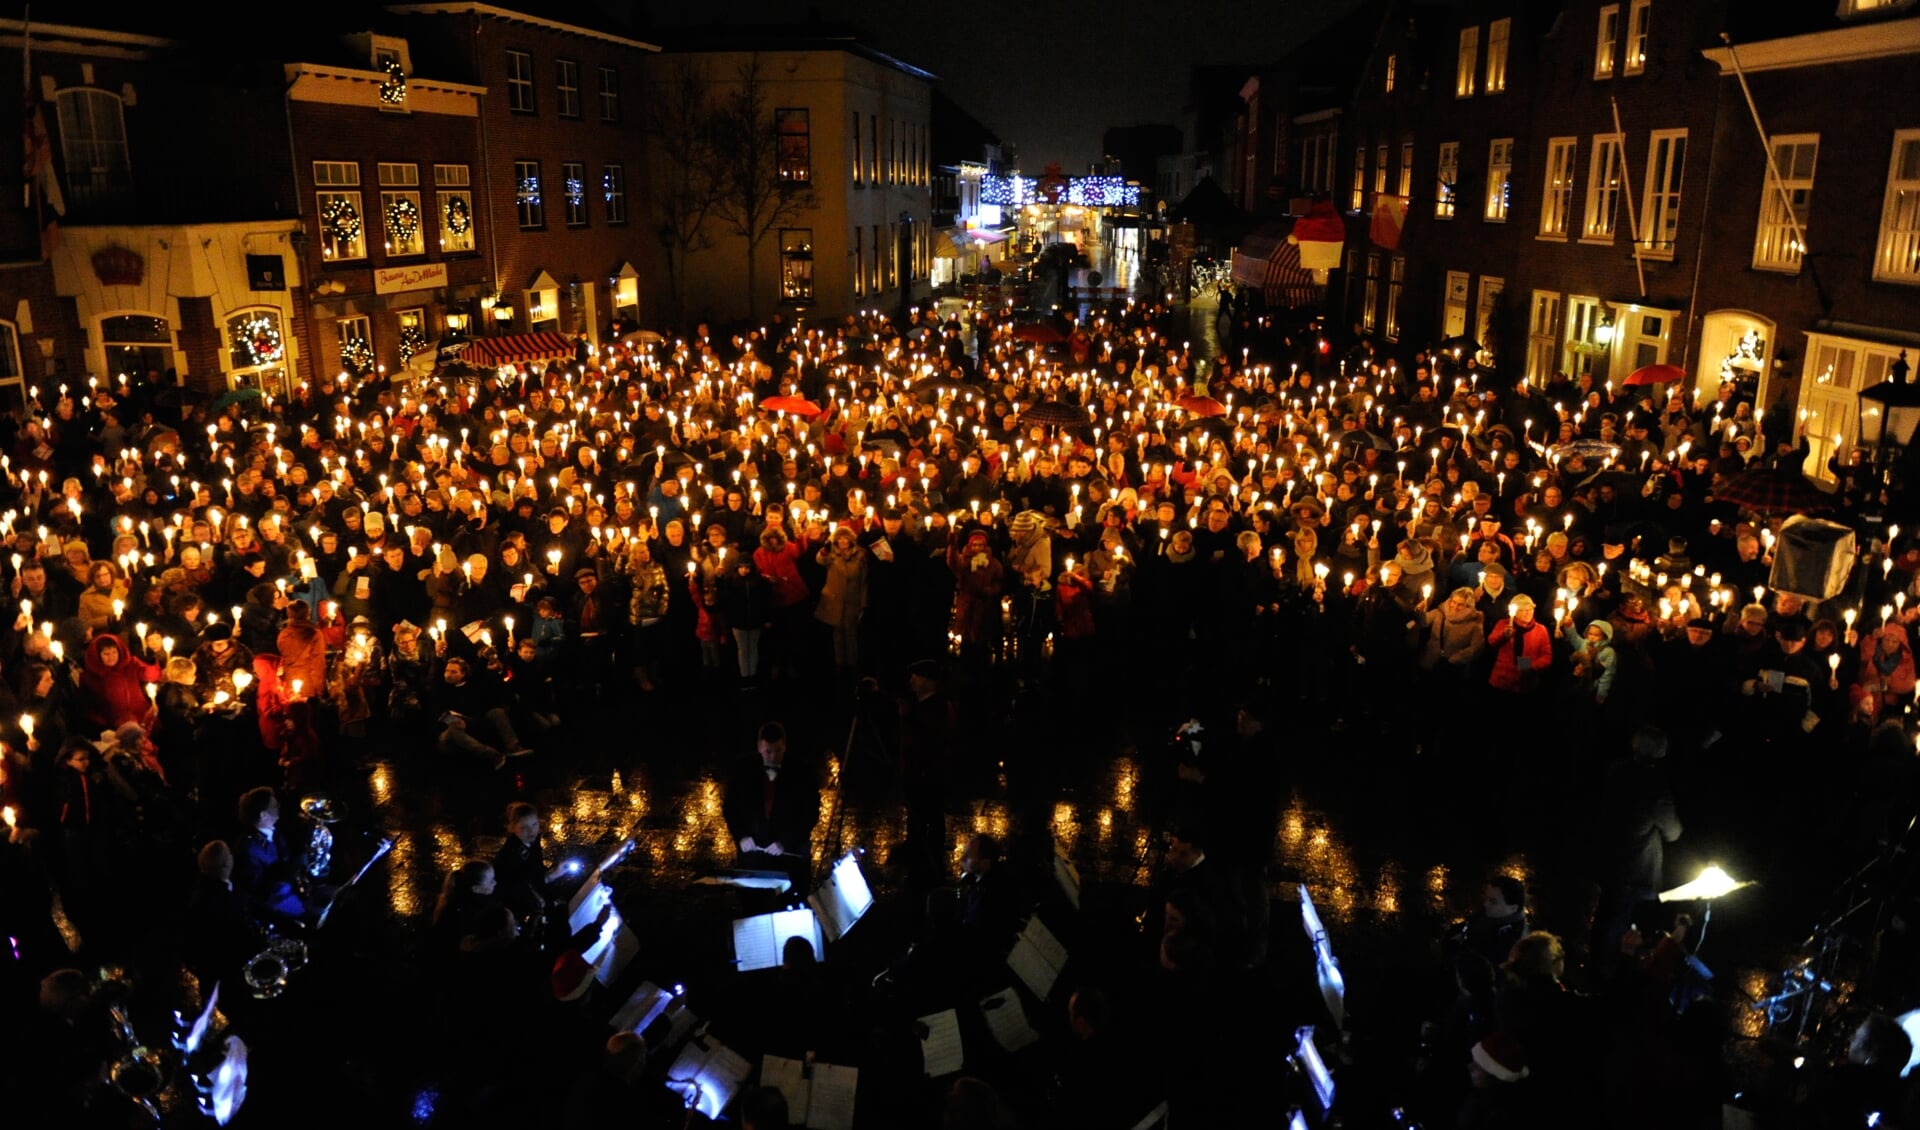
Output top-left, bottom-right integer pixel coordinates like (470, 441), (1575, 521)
(1471, 1032), (1529, 1083)
(551, 951), (596, 1002)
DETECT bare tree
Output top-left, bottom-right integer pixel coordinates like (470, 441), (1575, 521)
(707, 54), (812, 323)
(648, 55), (722, 332)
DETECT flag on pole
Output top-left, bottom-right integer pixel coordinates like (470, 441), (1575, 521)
(1370, 194), (1408, 250)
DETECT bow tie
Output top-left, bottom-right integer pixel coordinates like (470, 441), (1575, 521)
(764, 767), (779, 780)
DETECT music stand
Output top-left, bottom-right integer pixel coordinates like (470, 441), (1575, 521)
(1657, 864), (1754, 952)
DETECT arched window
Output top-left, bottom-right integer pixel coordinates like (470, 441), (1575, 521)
(100, 314), (171, 381)
(55, 89), (132, 202)
(225, 307), (290, 396)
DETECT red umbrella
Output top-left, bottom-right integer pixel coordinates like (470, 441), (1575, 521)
(759, 395), (823, 417)
(1174, 394), (1228, 417)
(1624, 363), (1687, 386)
(1010, 322), (1065, 344)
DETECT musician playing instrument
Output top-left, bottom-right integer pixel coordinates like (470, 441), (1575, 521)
(232, 787), (309, 929)
(492, 801), (568, 940)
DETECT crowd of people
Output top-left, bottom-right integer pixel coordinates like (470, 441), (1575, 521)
(2, 292), (1918, 1126)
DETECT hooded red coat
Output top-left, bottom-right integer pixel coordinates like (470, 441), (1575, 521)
(79, 633), (161, 731)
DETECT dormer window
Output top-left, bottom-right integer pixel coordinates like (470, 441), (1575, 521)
(370, 35), (411, 75)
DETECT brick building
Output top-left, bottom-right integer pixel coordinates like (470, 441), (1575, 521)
(390, 4), (661, 353)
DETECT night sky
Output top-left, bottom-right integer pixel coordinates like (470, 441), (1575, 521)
(639, 0), (1365, 170)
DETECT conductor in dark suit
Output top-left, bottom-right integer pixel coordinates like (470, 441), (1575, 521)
(724, 722), (816, 885)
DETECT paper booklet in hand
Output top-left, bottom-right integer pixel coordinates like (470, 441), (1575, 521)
(761, 1055), (859, 1130)
(1006, 915), (1068, 1000)
(808, 853), (874, 943)
(732, 907), (826, 972)
(916, 1008), (964, 1077)
(665, 1036), (751, 1120)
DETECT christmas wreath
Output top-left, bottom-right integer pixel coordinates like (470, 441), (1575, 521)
(443, 195), (471, 236)
(385, 197), (421, 247)
(320, 197), (361, 247)
(398, 324), (428, 360)
(339, 337), (375, 376)
(237, 314), (284, 366)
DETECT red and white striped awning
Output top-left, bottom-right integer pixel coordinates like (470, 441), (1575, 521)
(1229, 221), (1323, 310)
(459, 331), (575, 367)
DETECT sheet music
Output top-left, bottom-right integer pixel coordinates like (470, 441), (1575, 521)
(568, 879), (611, 935)
(733, 908), (825, 971)
(773, 907), (824, 962)
(1129, 1101), (1172, 1130)
(595, 921), (640, 986)
(760, 1055), (809, 1118)
(917, 1008), (964, 1076)
(609, 983), (672, 1033)
(1007, 937), (1060, 999)
(1052, 850), (1081, 910)
(979, 988), (1039, 1052)
(1021, 916), (1067, 970)
(806, 1062), (858, 1130)
(667, 1039), (751, 1120)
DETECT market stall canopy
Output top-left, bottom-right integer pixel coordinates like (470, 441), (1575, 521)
(458, 332), (575, 368)
(1231, 221), (1321, 310)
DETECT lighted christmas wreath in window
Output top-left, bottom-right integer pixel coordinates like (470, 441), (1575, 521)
(385, 197), (422, 246)
(339, 337), (375, 375)
(398, 323), (428, 359)
(320, 198), (361, 246)
(443, 195), (471, 236)
(236, 314), (285, 366)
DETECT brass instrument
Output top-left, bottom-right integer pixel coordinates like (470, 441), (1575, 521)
(299, 793), (340, 880)
(242, 934), (307, 999)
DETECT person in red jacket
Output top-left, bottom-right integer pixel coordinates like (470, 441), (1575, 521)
(752, 527), (811, 682)
(1486, 594), (1553, 696)
(78, 632), (162, 732)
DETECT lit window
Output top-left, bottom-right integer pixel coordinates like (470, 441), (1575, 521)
(1527, 291), (1563, 384)
(1457, 26), (1479, 97)
(1583, 134), (1623, 240)
(561, 161), (587, 228)
(226, 307), (288, 395)
(1351, 146), (1366, 211)
(514, 159), (543, 229)
(1624, 1), (1650, 75)
(1753, 136), (1816, 272)
(779, 229), (814, 304)
(314, 161), (365, 261)
(1596, 5), (1620, 79)
(1485, 138), (1513, 222)
(603, 164), (627, 225)
(1385, 54), (1396, 93)
(1486, 18), (1510, 93)
(1540, 137), (1577, 237)
(1375, 144), (1389, 196)
(851, 111), (862, 186)
(1362, 254), (1380, 333)
(1385, 258), (1404, 340)
(336, 316), (373, 376)
(1640, 129), (1687, 258)
(1398, 141), (1413, 198)
(434, 164), (474, 253)
(378, 162), (423, 256)
(1875, 129), (1920, 283)
(1436, 142), (1459, 218)
(776, 108), (811, 183)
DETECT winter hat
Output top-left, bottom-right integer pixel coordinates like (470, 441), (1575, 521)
(1010, 510), (1043, 538)
(965, 530), (991, 551)
(1392, 539), (1434, 577)
(1471, 1032), (1529, 1083)
(551, 950), (596, 1002)
(1587, 619), (1614, 642)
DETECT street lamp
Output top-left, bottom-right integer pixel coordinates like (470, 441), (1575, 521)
(1856, 351), (1920, 479)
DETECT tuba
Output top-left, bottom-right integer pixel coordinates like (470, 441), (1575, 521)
(299, 794), (340, 880)
(242, 933), (308, 999)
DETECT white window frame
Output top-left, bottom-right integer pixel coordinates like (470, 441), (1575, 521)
(1351, 145), (1366, 212)
(1624, 0), (1651, 76)
(1385, 257), (1405, 341)
(506, 49), (535, 114)
(378, 163), (424, 258)
(1540, 137), (1577, 238)
(314, 160), (365, 261)
(1583, 133), (1623, 242)
(336, 315), (371, 377)
(561, 160), (588, 228)
(514, 159), (543, 230)
(1875, 128), (1920, 284)
(598, 65), (619, 122)
(1362, 254), (1380, 333)
(603, 164), (627, 225)
(1398, 141), (1413, 198)
(1614, 306), (1675, 371)
(1640, 128), (1687, 259)
(1436, 141), (1459, 219)
(55, 88), (133, 202)
(224, 306), (291, 394)
(1443, 270), (1470, 339)
(434, 164), (475, 253)
(1565, 294), (1605, 376)
(1486, 18), (1511, 93)
(555, 58), (581, 119)
(1457, 26), (1479, 98)
(0, 319), (23, 393)
(1753, 134), (1817, 273)
(1527, 290), (1563, 385)
(1476, 276), (1505, 358)
(1596, 5), (1620, 79)
(1485, 138), (1513, 222)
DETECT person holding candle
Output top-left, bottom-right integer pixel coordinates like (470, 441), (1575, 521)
(77, 633), (160, 732)
(75, 561), (128, 635)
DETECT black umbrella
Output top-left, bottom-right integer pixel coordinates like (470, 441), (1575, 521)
(1019, 401), (1090, 428)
